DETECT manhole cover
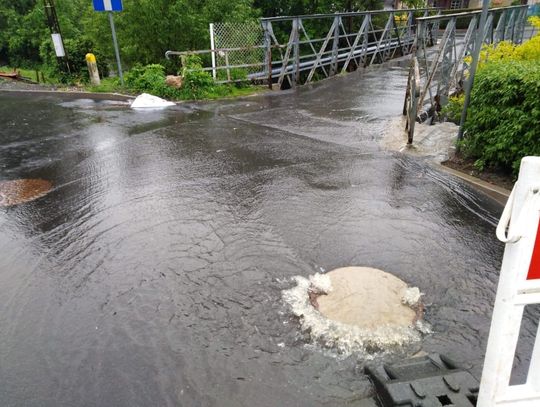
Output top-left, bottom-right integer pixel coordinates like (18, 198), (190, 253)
(282, 267), (428, 355)
(317, 267), (419, 330)
(0, 179), (52, 207)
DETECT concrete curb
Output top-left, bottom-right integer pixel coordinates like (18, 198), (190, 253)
(435, 163), (511, 206)
(382, 118), (512, 206)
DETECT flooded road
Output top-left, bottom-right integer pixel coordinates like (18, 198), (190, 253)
(0, 63), (533, 407)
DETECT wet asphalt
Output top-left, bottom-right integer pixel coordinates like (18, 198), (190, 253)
(0, 62), (537, 407)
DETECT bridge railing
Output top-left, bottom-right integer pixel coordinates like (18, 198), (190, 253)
(260, 8), (440, 88)
(166, 8), (441, 89)
(403, 56), (421, 145)
(403, 5), (530, 144)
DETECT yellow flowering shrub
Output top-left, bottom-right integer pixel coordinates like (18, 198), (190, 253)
(458, 16), (540, 176)
(529, 15), (540, 29)
(473, 16), (540, 67)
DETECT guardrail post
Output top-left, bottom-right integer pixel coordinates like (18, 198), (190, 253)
(495, 10), (506, 43)
(483, 14), (494, 44)
(262, 20), (273, 89)
(457, 0), (490, 141)
(406, 11), (414, 54)
(432, 9), (442, 44)
(209, 23), (217, 80)
(342, 14), (369, 72)
(437, 17), (456, 110)
(505, 8), (517, 41)
(292, 17), (300, 87)
(478, 156), (540, 407)
(515, 7), (526, 44)
(330, 16), (340, 76)
(455, 16), (478, 90)
(277, 21), (295, 89)
(406, 57), (420, 145)
(363, 14), (371, 67)
(224, 51), (231, 82)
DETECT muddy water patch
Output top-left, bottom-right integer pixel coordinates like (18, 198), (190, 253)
(283, 267), (430, 357)
(381, 117), (458, 162)
(0, 179), (52, 207)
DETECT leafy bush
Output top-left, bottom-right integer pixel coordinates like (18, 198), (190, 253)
(441, 94), (464, 124)
(123, 58), (255, 101)
(460, 61), (540, 175)
(124, 59), (219, 100)
(179, 55), (216, 99)
(125, 63), (178, 98)
(456, 16), (540, 176)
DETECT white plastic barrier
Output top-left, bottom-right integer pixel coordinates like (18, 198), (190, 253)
(478, 156), (540, 407)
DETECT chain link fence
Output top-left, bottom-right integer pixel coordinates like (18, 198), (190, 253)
(210, 21), (265, 81)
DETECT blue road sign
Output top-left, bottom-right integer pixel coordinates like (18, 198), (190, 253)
(93, 0), (123, 12)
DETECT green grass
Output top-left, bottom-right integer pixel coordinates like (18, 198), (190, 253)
(86, 76), (267, 100)
(178, 84), (268, 101)
(1, 65), (267, 101)
(84, 77), (128, 94)
(0, 66), (46, 82)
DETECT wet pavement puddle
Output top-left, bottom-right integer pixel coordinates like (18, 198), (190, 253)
(0, 62), (537, 407)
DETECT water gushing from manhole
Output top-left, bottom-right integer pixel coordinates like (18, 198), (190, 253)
(282, 267), (430, 357)
(0, 179), (52, 207)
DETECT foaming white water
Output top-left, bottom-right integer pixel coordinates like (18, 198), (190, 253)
(309, 273), (332, 294)
(282, 273), (428, 357)
(401, 287), (422, 307)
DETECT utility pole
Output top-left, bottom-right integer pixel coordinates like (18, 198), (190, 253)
(43, 0), (71, 74)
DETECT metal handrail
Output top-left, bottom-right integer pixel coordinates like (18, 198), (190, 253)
(416, 4), (528, 22)
(260, 8), (440, 22)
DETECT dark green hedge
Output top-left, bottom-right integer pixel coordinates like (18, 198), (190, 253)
(460, 61), (540, 175)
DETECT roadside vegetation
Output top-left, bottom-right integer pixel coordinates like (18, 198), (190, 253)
(0, 0), (382, 100)
(444, 17), (540, 177)
(122, 58), (260, 100)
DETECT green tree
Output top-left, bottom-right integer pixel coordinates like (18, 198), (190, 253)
(0, 0), (45, 67)
(254, 0), (383, 17)
(1, 0), (385, 78)
(83, 0), (256, 68)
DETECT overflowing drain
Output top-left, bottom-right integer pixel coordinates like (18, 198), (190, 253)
(0, 179), (52, 207)
(283, 267), (430, 356)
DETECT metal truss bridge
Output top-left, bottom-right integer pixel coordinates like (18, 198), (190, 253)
(165, 5), (531, 142)
(166, 8), (441, 88)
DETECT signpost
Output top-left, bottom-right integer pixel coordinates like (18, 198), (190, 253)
(93, 0), (124, 85)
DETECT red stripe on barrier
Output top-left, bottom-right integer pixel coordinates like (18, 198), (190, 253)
(527, 219), (540, 280)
